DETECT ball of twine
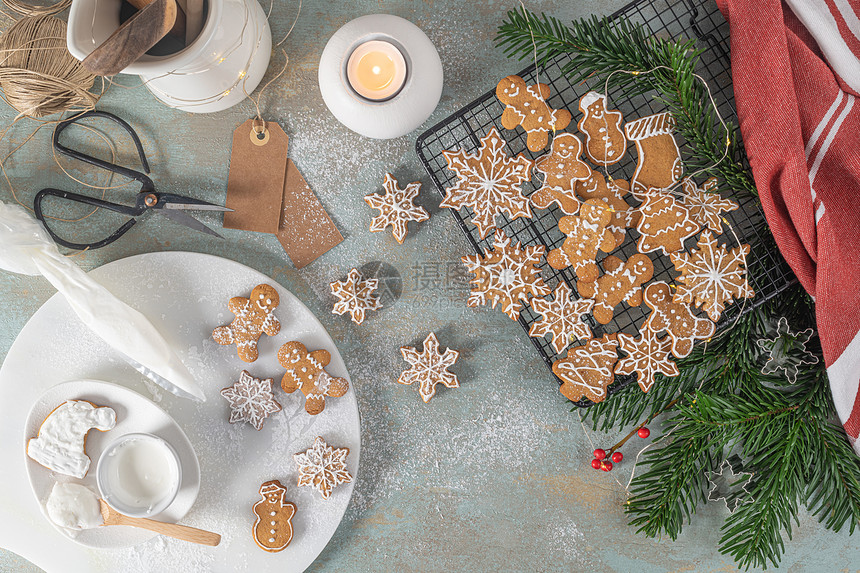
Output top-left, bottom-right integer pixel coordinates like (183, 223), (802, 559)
(0, 14), (98, 118)
(4, 0), (71, 17)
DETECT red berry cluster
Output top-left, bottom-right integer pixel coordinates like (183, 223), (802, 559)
(589, 426), (650, 471)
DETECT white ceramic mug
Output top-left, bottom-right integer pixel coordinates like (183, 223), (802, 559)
(66, 0), (272, 113)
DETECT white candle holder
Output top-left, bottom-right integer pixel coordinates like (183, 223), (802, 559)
(318, 14), (444, 139)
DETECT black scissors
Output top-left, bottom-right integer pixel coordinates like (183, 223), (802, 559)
(33, 110), (232, 250)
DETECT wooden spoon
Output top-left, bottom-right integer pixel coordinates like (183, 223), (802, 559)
(82, 0), (178, 76)
(99, 499), (221, 546)
(127, 0), (187, 39)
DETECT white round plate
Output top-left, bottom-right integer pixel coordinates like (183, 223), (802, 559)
(0, 252), (361, 573)
(24, 380), (201, 548)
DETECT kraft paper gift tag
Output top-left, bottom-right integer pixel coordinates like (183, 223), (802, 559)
(277, 159), (343, 269)
(224, 119), (288, 234)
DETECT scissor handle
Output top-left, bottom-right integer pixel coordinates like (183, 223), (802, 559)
(53, 111), (155, 192)
(34, 188), (139, 250)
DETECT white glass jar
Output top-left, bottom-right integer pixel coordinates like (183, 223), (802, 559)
(66, 0), (272, 113)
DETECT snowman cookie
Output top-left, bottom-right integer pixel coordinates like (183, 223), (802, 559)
(212, 284), (281, 363)
(252, 480), (296, 552)
(577, 91), (627, 165)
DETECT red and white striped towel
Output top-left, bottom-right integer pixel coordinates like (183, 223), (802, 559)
(717, 0), (860, 452)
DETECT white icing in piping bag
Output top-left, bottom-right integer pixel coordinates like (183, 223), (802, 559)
(0, 201), (205, 402)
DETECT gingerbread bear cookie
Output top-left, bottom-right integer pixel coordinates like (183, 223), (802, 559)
(615, 330), (679, 393)
(577, 91), (627, 165)
(278, 341), (350, 415)
(531, 133), (592, 215)
(213, 284), (281, 363)
(253, 480), (296, 552)
(552, 334), (619, 403)
(577, 254), (654, 325)
(635, 192), (700, 256)
(625, 112), (683, 197)
(575, 172), (640, 246)
(496, 75), (572, 152)
(643, 281), (715, 358)
(547, 199), (617, 282)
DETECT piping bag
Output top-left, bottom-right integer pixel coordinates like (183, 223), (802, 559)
(0, 201), (205, 402)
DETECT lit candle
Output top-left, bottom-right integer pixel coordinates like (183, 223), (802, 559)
(346, 40), (407, 101)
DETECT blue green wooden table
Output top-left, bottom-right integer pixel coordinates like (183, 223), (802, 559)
(1, 1), (858, 571)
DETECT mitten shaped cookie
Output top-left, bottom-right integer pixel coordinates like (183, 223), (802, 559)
(552, 334), (619, 403)
(577, 91), (627, 165)
(531, 133), (592, 215)
(278, 341), (349, 415)
(213, 284), (281, 362)
(577, 254), (654, 324)
(625, 112), (683, 196)
(546, 198), (616, 282)
(496, 75), (572, 152)
(643, 281), (715, 358)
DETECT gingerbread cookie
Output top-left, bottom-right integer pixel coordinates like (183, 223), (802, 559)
(293, 436), (353, 500)
(615, 330), (680, 392)
(27, 400), (116, 479)
(220, 371), (282, 431)
(441, 128), (533, 239)
(496, 75), (572, 152)
(625, 112), (683, 196)
(530, 133), (592, 214)
(253, 480), (296, 552)
(577, 91), (627, 165)
(330, 268), (382, 325)
(528, 283), (594, 354)
(552, 334), (619, 403)
(575, 172), (640, 245)
(643, 281), (715, 358)
(365, 173), (430, 244)
(398, 332), (460, 402)
(213, 284), (281, 363)
(546, 199), (617, 282)
(577, 254), (654, 325)
(278, 341), (350, 415)
(681, 176), (738, 233)
(462, 229), (550, 320)
(670, 231), (754, 322)
(636, 191), (700, 256)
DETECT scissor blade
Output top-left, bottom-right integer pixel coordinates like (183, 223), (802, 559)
(163, 203), (233, 212)
(157, 208), (225, 238)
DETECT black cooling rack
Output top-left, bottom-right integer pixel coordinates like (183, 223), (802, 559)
(415, 0), (796, 406)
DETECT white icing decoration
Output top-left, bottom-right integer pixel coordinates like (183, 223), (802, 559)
(293, 436), (352, 500)
(45, 481), (103, 531)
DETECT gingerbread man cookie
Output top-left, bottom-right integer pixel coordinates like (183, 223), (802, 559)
(577, 254), (654, 325)
(625, 112), (683, 196)
(643, 281), (715, 358)
(577, 91), (627, 165)
(278, 341), (350, 415)
(213, 284), (281, 363)
(546, 199), (617, 282)
(531, 133), (592, 214)
(252, 480), (296, 552)
(575, 172), (640, 246)
(496, 75), (572, 152)
(635, 192), (700, 256)
(552, 334), (619, 403)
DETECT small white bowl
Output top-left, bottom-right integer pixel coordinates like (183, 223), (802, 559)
(96, 433), (182, 519)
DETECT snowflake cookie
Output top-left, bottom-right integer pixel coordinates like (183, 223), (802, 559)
(330, 268), (382, 325)
(441, 128), (533, 239)
(643, 281), (715, 358)
(756, 317), (818, 383)
(398, 332), (460, 403)
(253, 480), (296, 552)
(681, 176), (738, 233)
(220, 371), (282, 431)
(212, 284), (281, 363)
(293, 436), (353, 500)
(528, 283), (594, 355)
(552, 334), (619, 403)
(278, 341), (350, 415)
(462, 229), (551, 320)
(365, 173), (430, 244)
(670, 231), (754, 322)
(615, 330), (679, 393)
